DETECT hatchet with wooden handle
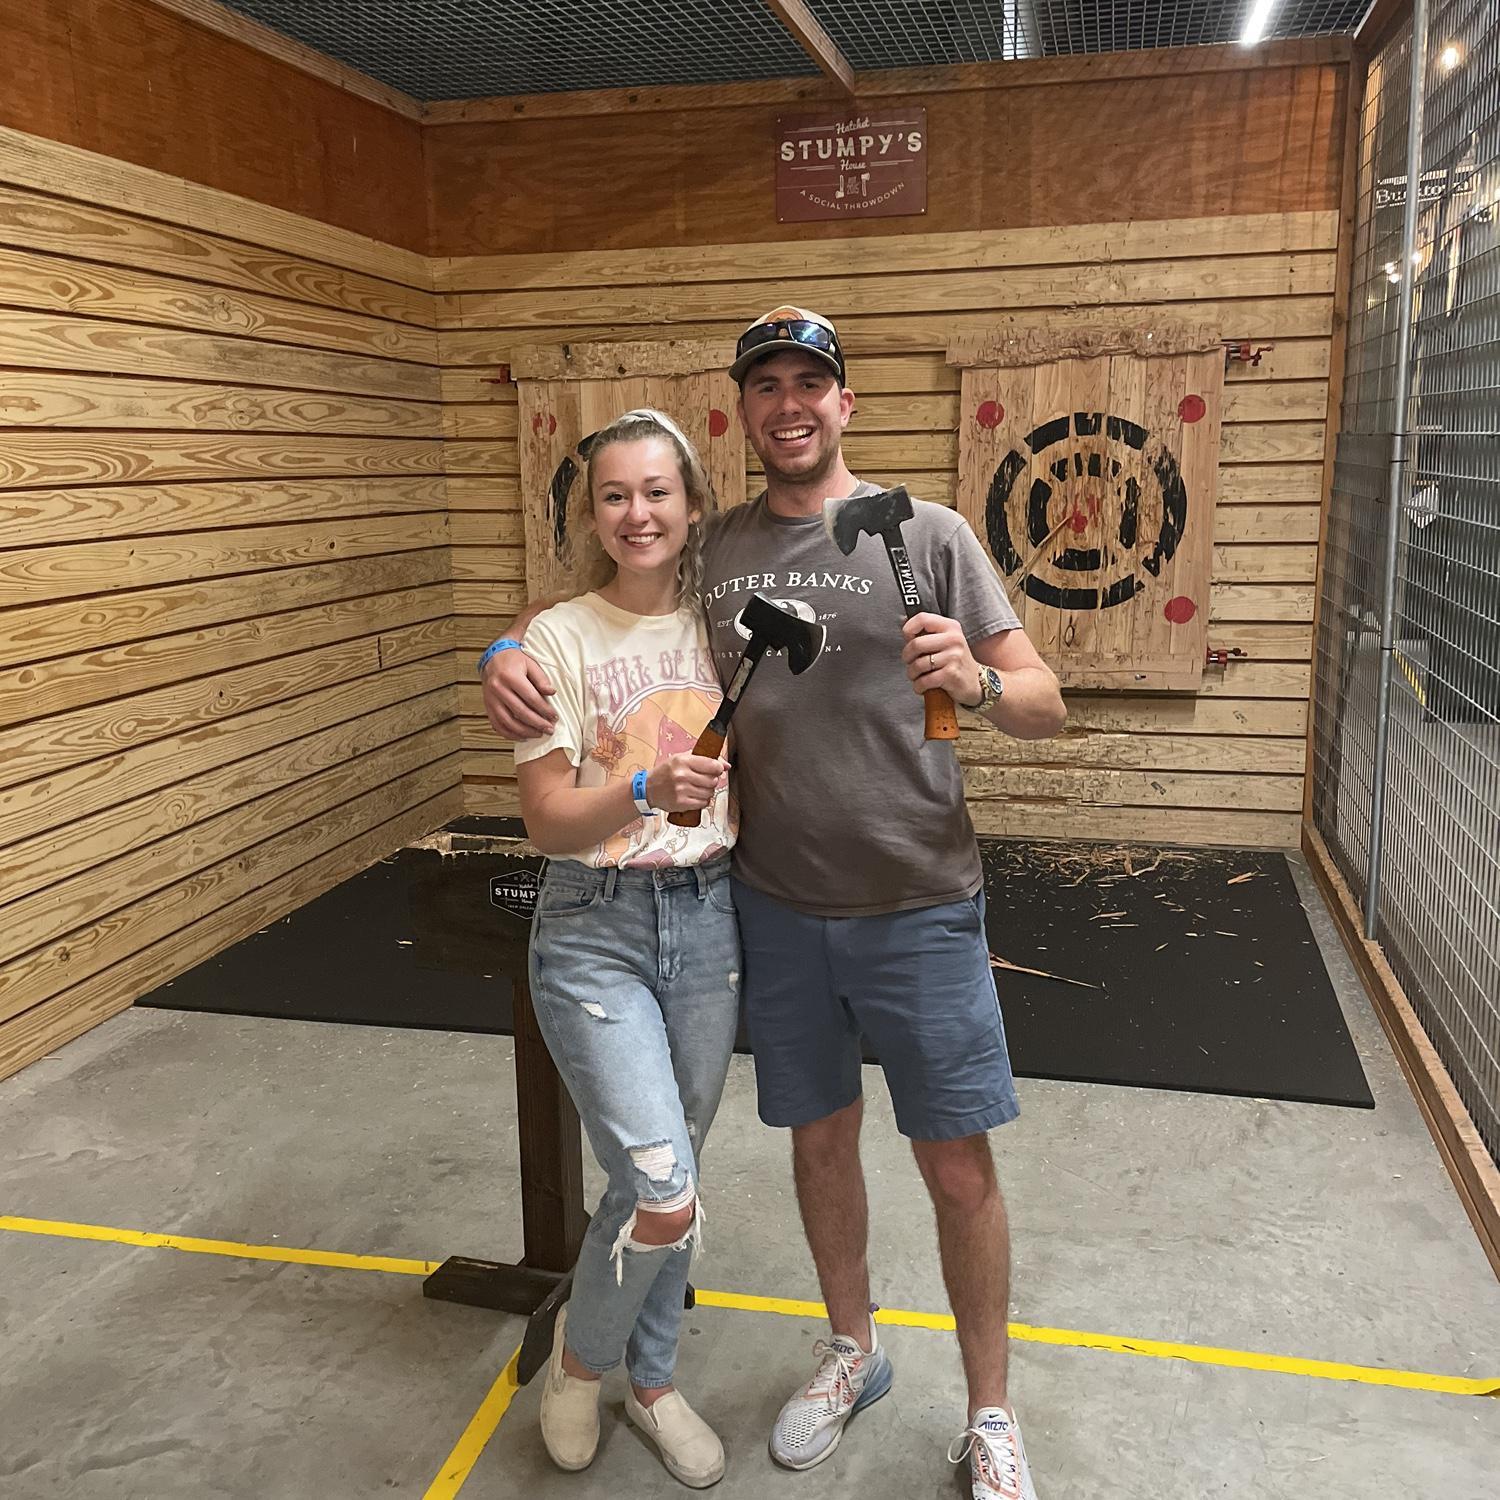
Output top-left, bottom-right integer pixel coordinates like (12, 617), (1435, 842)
(822, 485), (960, 740)
(668, 592), (826, 828)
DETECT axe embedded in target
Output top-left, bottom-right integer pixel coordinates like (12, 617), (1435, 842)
(667, 594), (826, 829)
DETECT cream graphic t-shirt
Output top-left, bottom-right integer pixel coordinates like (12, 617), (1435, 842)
(515, 592), (736, 869)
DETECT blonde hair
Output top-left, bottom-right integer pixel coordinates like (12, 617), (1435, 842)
(566, 408), (719, 610)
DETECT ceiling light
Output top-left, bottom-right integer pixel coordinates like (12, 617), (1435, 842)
(1439, 45), (1461, 71)
(1240, 0), (1279, 46)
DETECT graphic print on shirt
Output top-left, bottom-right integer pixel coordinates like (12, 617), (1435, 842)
(583, 644), (733, 868)
(704, 566), (877, 679)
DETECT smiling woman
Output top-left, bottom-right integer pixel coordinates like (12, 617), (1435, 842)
(571, 421), (713, 617)
(507, 408), (739, 1487)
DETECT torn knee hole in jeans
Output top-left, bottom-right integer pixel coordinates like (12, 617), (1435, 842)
(579, 999), (608, 1019)
(607, 1185), (705, 1285)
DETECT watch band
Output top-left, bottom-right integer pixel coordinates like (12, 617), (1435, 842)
(965, 665), (1006, 713)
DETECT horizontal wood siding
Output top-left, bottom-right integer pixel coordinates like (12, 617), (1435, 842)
(0, 126), (460, 1083)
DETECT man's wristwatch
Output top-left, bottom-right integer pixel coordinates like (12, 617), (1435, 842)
(962, 665), (1006, 713)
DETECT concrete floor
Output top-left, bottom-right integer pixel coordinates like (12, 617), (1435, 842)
(1, 855), (1497, 1498)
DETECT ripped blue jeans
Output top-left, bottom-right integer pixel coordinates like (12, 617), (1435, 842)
(528, 854), (740, 1388)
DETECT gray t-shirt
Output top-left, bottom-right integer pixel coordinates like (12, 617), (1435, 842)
(702, 482), (1022, 917)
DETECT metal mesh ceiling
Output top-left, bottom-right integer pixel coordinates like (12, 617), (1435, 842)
(816, 2), (1370, 66)
(1029, 2), (1371, 57)
(221, 1), (1373, 101)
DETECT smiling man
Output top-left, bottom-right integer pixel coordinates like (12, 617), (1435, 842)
(483, 306), (1065, 1500)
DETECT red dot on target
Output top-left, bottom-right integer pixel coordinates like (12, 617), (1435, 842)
(1179, 394), (1206, 423)
(708, 408), (729, 437)
(531, 413), (542, 432)
(1068, 509), (1089, 534)
(1163, 595), (1197, 624)
(975, 400), (1004, 429)
(547, 414), (557, 435)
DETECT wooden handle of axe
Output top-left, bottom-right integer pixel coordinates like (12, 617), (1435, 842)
(923, 688), (960, 741)
(666, 725), (727, 828)
(880, 534), (962, 743)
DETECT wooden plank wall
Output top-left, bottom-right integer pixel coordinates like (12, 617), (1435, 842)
(0, 126), (462, 1081)
(0, 0), (427, 249)
(431, 46), (1348, 847)
(436, 214), (1337, 847)
(425, 43), (1347, 253)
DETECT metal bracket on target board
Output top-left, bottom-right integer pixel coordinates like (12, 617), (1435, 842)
(1223, 340), (1274, 371)
(1205, 646), (1248, 667)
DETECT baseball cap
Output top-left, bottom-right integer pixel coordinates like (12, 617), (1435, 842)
(729, 306), (846, 387)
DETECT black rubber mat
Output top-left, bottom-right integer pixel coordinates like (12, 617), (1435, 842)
(138, 819), (533, 1035)
(139, 824), (1372, 1108)
(976, 841), (1372, 1108)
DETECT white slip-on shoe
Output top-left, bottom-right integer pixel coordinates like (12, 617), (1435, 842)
(539, 1305), (600, 1471)
(625, 1388), (726, 1489)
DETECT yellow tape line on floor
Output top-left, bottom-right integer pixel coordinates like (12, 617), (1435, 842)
(422, 1343), (523, 1500)
(695, 1290), (1500, 1397)
(0, 1213), (438, 1276)
(3, 1214), (1496, 1399)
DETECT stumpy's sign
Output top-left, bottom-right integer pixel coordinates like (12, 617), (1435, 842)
(775, 108), (927, 223)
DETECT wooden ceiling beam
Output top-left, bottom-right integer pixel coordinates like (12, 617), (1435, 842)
(762, 0), (857, 95)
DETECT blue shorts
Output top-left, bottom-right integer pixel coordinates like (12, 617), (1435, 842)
(732, 879), (1021, 1141)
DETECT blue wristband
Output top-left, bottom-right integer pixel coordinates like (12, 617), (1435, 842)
(631, 769), (653, 816)
(476, 638), (522, 676)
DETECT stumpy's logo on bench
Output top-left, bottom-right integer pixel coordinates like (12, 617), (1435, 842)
(775, 109), (926, 223)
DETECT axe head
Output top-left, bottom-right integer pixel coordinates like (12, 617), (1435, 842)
(741, 592), (825, 675)
(823, 485), (914, 556)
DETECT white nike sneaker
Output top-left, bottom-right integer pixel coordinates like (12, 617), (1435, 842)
(767, 1322), (894, 1470)
(949, 1406), (1039, 1500)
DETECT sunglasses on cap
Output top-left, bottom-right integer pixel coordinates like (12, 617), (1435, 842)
(734, 318), (845, 385)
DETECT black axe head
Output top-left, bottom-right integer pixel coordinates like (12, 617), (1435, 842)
(823, 485), (914, 556)
(741, 592), (825, 675)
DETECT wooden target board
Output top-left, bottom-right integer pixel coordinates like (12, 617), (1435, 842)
(951, 327), (1223, 691)
(510, 341), (746, 600)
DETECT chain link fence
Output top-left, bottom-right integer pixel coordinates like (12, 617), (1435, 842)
(1313, 1), (1500, 1165)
